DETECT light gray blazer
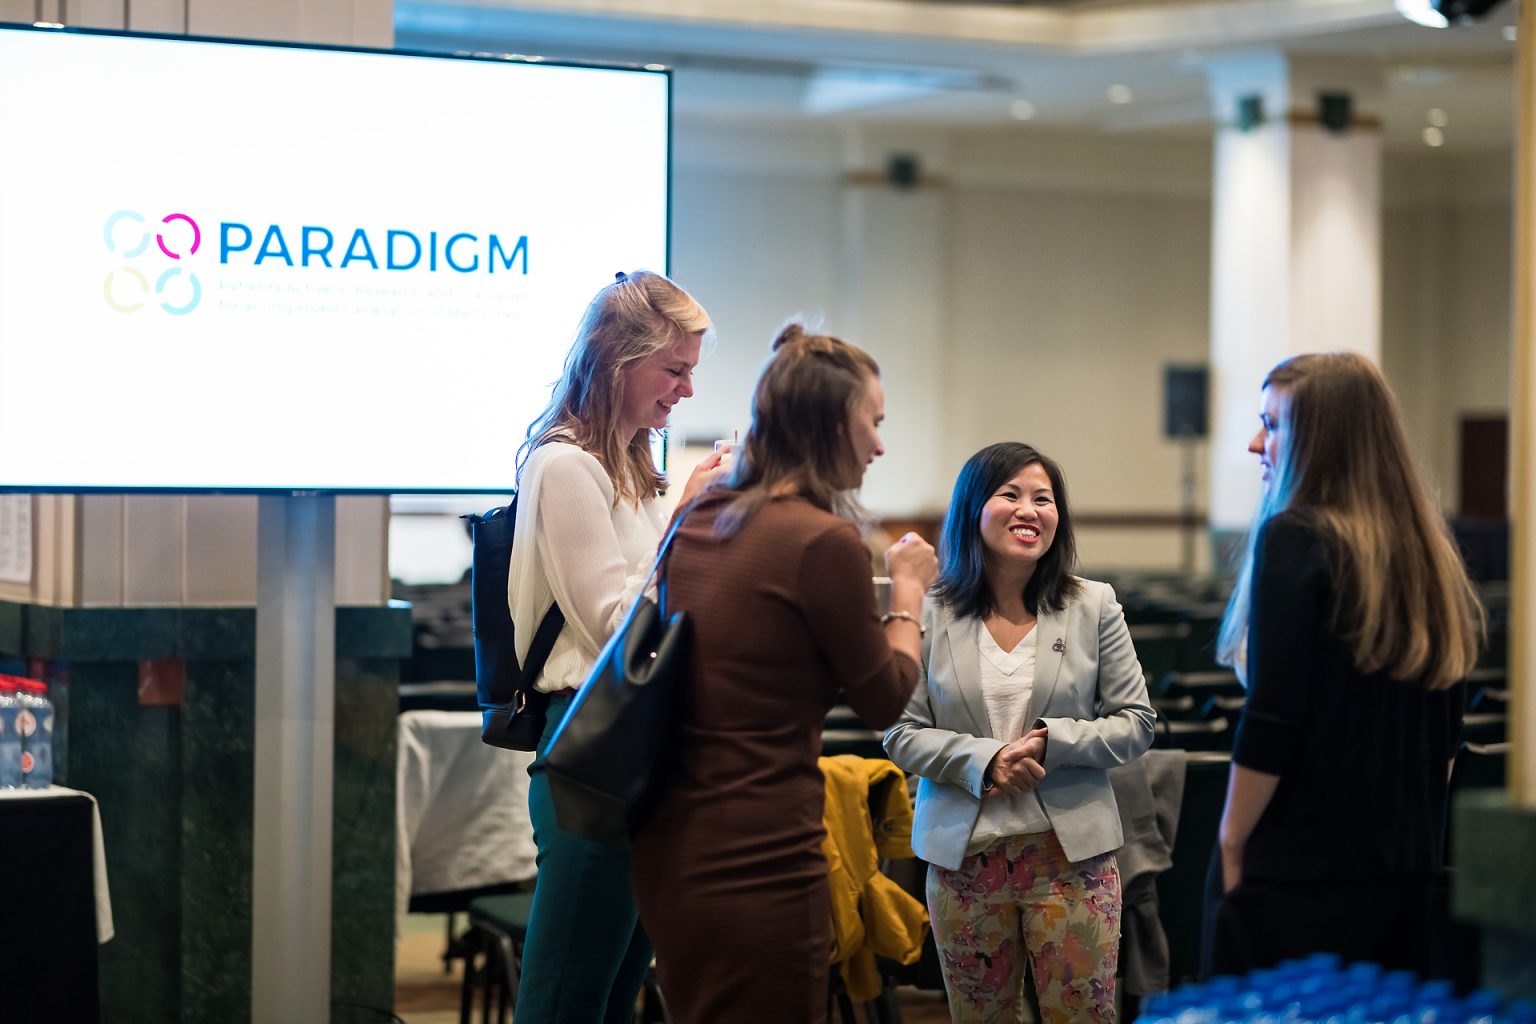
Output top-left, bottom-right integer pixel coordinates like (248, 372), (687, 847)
(883, 578), (1156, 870)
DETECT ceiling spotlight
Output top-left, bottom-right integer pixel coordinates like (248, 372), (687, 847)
(1107, 84), (1133, 104)
(1010, 99), (1036, 120)
(1427, 107), (1449, 126)
(1395, 0), (1510, 27)
(644, 63), (667, 71)
(1423, 126), (1446, 147)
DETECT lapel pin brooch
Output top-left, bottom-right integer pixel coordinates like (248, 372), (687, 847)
(1052, 638), (1065, 653)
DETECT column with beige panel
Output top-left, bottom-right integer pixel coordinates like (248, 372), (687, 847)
(1453, 0), (1536, 998)
(1203, 52), (1384, 550)
(0, 2), (399, 1022)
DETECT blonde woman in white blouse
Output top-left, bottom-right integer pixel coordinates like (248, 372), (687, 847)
(507, 271), (723, 1024)
(884, 441), (1155, 1024)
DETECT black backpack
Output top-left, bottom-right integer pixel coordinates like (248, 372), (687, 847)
(462, 497), (565, 751)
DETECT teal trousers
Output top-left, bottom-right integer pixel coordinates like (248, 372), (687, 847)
(513, 693), (652, 1024)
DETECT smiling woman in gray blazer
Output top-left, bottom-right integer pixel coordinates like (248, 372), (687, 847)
(884, 442), (1155, 1024)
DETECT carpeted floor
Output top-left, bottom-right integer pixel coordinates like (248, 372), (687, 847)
(394, 912), (956, 1024)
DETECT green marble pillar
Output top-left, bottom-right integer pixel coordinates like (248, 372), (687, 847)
(1453, 789), (1536, 1001)
(0, 600), (411, 1024)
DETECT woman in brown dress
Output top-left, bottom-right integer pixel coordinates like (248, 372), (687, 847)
(629, 323), (939, 1024)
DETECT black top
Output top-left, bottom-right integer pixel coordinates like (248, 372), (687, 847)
(1234, 509), (1464, 882)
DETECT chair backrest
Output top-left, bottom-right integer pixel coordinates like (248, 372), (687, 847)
(1469, 686), (1509, 715)
(1151, 694), (1200, 721)
(1154, 716), (1231, 753)
(1201, 694), (1245, 731)
(1461, 713), (1508, 747)
(1129, 623), (1187, 688)
(1156, 751), (1231, 986)
(1450, 741), (1509, 793)
(1158, 670), (1243, 702)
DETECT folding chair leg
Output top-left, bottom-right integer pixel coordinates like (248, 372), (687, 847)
(444, 911), (458, 973)
(495, 934), (518, 1024)
(480, 938), (496, 1024)
(458, 930), (482, 1024)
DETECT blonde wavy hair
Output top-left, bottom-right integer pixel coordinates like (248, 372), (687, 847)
(1216, 353), (1484, 691)
(517, 271), (711, 504)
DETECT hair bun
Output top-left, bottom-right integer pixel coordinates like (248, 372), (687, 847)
(772, 322), (807, 352)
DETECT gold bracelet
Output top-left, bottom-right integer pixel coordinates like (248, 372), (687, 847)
(880, 610), (926, 635)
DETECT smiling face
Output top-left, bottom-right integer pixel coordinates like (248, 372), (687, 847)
(1249, 385), (1288, 485)
(979, 462), (1059, 581)
(846, 374), (886, 484)
(619, 331), (703, 437)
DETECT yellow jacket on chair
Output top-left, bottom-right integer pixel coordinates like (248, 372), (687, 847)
(819, 755), (929, 1002)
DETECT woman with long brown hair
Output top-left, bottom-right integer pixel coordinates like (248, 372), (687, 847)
(629, 323), (938, 1024)
(1205, 352), (1483, 975)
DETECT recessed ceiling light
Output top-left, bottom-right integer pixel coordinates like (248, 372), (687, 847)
(644, 63), (667, 71)
(1010, 99), (1036, 121)
(1423, 126), (1446, 147)
(1427, 107), (1449, 127)
(1107, 84), (1133, 105)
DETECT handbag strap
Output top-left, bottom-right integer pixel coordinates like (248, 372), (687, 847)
(646, 503), (695, 618)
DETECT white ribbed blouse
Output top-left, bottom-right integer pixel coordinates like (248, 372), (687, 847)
(967, 625), (1052, 853)
(507, 442), (665, 693)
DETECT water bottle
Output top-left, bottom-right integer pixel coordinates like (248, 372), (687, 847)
(17, 678), (53, 789)
(0, 676), (21, 788)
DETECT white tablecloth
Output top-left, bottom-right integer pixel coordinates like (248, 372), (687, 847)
(395, 711), (538, 927)
(0, 785), (114, 943)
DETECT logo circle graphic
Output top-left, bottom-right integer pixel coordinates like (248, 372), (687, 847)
(104, 268), (150, 313)
(155, 267), (202, 316)
(104, 209), (151, 259)
(156, 213), (201, 260)
(103, 210), (203, 315)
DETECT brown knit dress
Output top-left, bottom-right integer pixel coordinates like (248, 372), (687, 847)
(629, 492), (918, 1024)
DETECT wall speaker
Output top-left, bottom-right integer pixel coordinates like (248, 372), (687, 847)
(887, 153), (921, 190)
(1164, 365), (1209, 439)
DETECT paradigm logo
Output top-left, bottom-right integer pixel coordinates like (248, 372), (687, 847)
(101, 208), (529, 318)
(103, 210), (203, 315)
(219, 222), (528, 275)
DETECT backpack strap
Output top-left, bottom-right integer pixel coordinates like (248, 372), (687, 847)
(517, 602), (566, 700)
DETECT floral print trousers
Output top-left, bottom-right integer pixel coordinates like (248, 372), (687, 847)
(926, 831), (1121, 1023)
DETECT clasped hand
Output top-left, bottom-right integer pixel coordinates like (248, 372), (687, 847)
(985, 726), (1048, 796)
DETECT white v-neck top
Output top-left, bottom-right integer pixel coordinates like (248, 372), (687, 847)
(968, 624), (1052, 852)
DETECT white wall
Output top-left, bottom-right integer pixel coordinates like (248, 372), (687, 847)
(661, 120), (1512, 572)
(1382, 149), (1514, 512)
(668, 123), (1216, 570)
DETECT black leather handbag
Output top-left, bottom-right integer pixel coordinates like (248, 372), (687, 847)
(541, 512), (691, 843)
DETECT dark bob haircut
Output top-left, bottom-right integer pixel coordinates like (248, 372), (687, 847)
(933, 442), (1081, 620)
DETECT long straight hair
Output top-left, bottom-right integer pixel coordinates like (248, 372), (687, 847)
(713, 323), (880, 537)
(517, 271), (711, 504)
(1216, 353), (1483, 690)
(933, 442), (1081, 620)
